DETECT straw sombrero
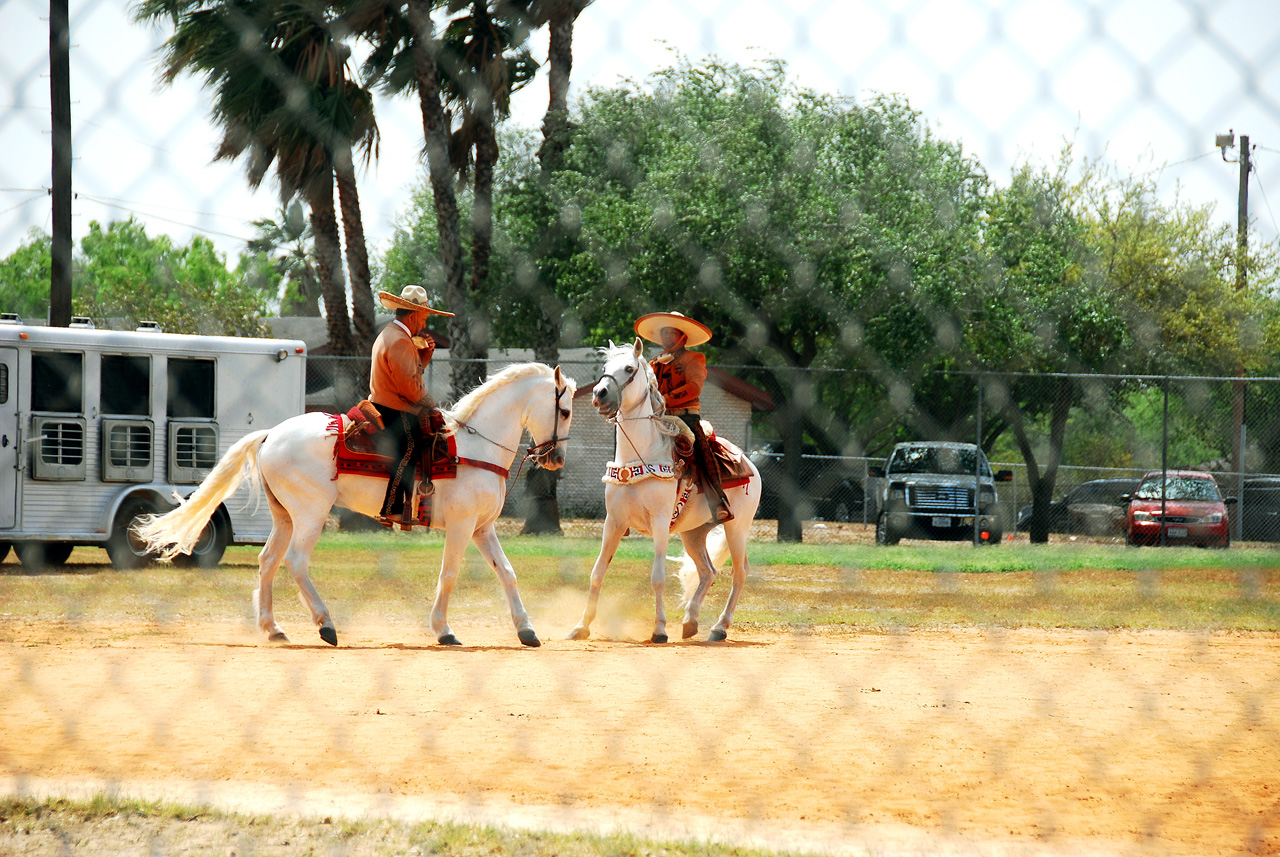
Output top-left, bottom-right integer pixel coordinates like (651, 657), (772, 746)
(634, 311), (712, 347)
(377, 284), (454, 316)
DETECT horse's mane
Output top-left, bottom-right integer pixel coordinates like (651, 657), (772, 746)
(446, 362), (557, 426)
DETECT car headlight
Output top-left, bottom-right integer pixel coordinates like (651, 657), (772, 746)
(1132, 510), (1155, 522)
(1203, 512), (1224, 524)
(889, 485), (905, 501)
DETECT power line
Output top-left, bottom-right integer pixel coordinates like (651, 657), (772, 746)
(74, 192), (255, 244)
(1252, 164), (1279, 242)
(0, 192), (48, 217)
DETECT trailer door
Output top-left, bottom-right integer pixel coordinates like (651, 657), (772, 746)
(0, 347), (17, 528)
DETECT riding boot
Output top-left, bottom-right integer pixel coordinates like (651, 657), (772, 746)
(687, 418), (732, 525)
(379, 412), (418, 529)
(705, 464), (734, 524)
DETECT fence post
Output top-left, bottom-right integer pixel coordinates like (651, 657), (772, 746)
(1161, 377), (1169, 547)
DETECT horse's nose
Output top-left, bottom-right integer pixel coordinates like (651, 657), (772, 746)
(592, 382), (610, 406)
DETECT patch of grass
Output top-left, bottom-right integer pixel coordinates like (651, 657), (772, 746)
(0, 795), (802, 857)
(2, 530), (1278, 633)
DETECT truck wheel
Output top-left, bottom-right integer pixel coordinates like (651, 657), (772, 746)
(172, 515), (229, 569)
(16, 542), (74, 572)
(876, 513), (900, 546)
(105, 497), (158, 571)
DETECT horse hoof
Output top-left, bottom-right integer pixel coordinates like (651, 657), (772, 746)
(319, 626), (338, 647)
(518, 628), (542, 647)
(682, 621), (698, 639)
(566, 627), (590, 641)
(651, 633), (668, 644)
(268, 631), (289, 643)
(707, 629), (727, 642)
(438, 634), (463, 646)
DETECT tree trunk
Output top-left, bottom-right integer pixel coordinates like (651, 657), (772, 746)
(537, 6), (578, 174)
(522, 1), (585, 536)
(407, 0), (471, 402)
(461, 118), (495, 394)
(308, 172), (356, 357)
(1006, 378), (1074, 544)
(335, 144), (376, 353)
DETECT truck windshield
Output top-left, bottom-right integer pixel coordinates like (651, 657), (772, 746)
(889, 445), (989, 476)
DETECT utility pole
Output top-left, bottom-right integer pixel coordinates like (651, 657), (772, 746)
(49, 0), (73, 327)
(1217, 130), (1251, 539)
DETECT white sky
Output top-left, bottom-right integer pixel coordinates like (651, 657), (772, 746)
(3, 0), (1279, 270)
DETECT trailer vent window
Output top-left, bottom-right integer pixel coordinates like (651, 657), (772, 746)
(169, 421), (219, 483)
(0, 363), (7, 405)
(30, 416), (87, 481)
(32, 351), (83, 413)
(102, 419), (154, 483)
(167, 357), (215, 418)
(102, 355), (151, 416)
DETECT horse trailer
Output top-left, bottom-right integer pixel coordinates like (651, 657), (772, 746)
(0, 315), (306, 571)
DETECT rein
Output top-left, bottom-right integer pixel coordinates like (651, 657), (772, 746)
(452, 378), (571, 499)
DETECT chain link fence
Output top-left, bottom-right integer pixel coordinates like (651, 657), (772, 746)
(3, 2), (1280, 854)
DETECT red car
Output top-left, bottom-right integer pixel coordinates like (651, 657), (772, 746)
(1125, 470), (1233, 548)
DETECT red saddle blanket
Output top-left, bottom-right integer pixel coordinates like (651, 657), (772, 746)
(326, 410), (461, 482)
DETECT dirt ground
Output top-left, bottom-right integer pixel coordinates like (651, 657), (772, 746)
(2, 597), (1278, 856)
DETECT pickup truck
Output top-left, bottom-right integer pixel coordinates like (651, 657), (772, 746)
(868, 441), (1012, 545)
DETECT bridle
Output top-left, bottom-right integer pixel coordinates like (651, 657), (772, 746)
(596, 353), (665, 464)
(594, 357), (641, 413)
(525, 378), (572, 466)
(452, 375), (572, 496)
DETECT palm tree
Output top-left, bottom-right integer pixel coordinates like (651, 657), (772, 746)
(248, 200), (321, 316)
(343, 0), (473, 398)
(136, 0), (379, 356)
(437, 1), (538, 393)
(518, 0), (589, 535)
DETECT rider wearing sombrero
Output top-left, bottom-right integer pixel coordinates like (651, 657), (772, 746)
(635, 311), (733, 525)
(369, 284), (454, 528)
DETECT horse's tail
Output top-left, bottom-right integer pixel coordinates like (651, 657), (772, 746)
(135, 429), (271, 560)
(676, 525), (732, 606)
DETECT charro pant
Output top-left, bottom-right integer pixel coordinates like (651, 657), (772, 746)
(372, 403), (423, 519)
(676, 412), (730, 515)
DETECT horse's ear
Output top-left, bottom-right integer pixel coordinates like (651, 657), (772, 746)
(554, 364), (563, 384)
(633, 336), (644, 356)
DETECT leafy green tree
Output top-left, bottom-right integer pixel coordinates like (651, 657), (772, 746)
(75, 219), (274, 335)
(972, 156), (1131, 541)
(0, 229), (54, 318)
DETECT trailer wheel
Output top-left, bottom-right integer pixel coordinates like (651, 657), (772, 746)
(15, 542), (74, 572)
(172, 515), (229, 569)
(105, 497), (158, 571)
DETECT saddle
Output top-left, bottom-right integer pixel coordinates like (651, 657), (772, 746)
(327, 402), (458, 529)
(672, 419), (754, 488)
(337, 400), (456, 481)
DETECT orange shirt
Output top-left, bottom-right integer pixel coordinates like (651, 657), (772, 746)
(370, 320), (433, 412)
(651, 348), (706, 412)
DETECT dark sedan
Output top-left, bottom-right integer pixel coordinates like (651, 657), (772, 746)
(1015, 478), (1140, 536)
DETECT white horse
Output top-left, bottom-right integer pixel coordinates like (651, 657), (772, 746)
(136, 363), (575, 648)
(568, 339), (761, 643)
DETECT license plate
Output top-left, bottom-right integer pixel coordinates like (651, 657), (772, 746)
(1167, 527), (1188, 538)
(932, 516), (952, 527)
